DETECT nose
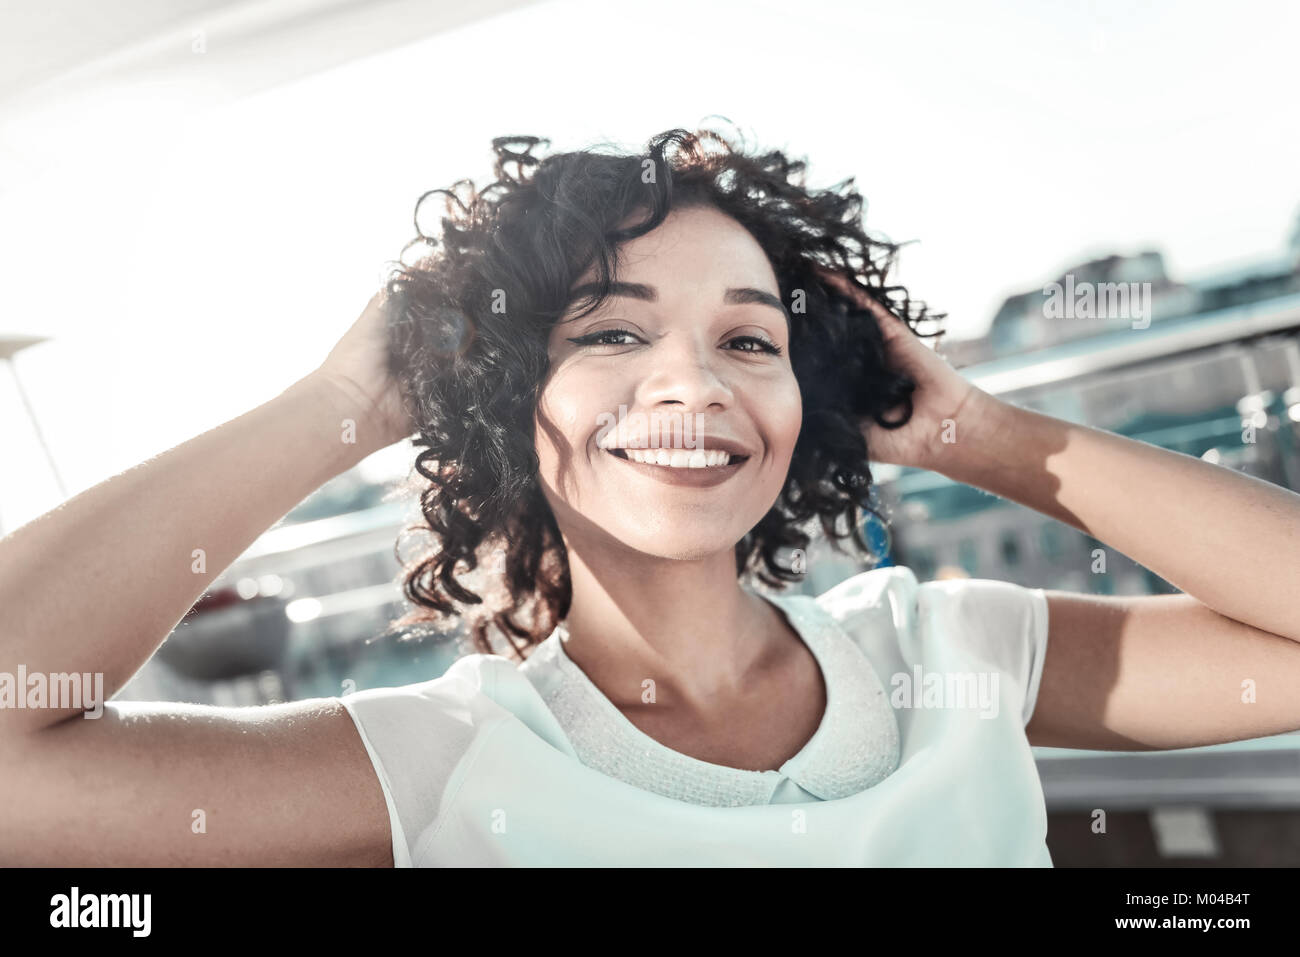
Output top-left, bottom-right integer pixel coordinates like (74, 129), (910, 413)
(632, 333), (734, 412)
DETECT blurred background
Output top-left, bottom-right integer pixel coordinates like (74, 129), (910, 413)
(3, 0), (1299, 865)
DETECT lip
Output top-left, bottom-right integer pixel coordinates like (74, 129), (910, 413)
(601, 447), (748, 488)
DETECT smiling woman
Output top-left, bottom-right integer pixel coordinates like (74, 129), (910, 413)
(8, 124), (1297, 869)
(314, 128), (1056, 863)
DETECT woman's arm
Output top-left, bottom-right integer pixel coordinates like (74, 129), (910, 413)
(822, 268), (1300, 643)
(823, 270), (1300, 749)
(933, 392), (1300, 750)
(933, 390), (1300, 645)
(0, 292), (411, 865)
(0, 291), (410, 734)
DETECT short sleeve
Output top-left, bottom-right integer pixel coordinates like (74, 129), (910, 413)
(816, 565), (1050, 728)
(915, 575), (1051, 726)
(335, 662), (491, 867)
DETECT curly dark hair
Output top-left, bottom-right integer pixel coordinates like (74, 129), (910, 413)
(382, 125), (944, 661)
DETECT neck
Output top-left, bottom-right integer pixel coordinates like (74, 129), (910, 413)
(556, 536), (784, 713)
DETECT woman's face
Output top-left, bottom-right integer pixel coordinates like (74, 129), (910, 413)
(535, 204), (802, 562)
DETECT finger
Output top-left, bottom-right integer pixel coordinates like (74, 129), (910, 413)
(364, 289), (387, 318)
(817, 269), (907, 329)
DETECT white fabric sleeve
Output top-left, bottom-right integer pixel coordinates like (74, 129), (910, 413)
(334, 671), (483, 868)
(338, 695), (411, 867)
(916, 575), (1051, 726)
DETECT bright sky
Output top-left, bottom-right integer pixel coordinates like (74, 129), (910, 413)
(2, 0), (1298, 531)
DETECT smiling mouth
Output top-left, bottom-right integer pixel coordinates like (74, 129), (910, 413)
(604, 448), (748, 469)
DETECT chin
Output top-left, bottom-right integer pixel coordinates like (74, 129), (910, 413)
(608, 524), (750, 564)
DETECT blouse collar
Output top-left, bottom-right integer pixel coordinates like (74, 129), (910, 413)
(518, 589), (900, 806)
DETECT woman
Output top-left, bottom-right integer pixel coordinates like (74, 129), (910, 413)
(3, 128), (1299, 867)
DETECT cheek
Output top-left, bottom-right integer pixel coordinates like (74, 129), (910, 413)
(764, 376), (804, 459)
(534, 375), (593, 464)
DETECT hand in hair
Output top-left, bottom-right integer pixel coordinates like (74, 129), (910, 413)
(817, 267), (990, 472)
(317, 290), (416, 449)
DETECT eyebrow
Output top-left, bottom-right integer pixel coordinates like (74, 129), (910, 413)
(564, 281), (790, 324)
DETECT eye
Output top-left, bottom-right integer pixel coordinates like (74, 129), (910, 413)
(566, 327), (642, 347)
(727, 335), (783, 356)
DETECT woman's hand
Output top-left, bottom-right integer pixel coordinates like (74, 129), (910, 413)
(315, 290), (414, 450)
(818, 269), (995, 471)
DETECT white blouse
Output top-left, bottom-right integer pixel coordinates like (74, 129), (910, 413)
(338, 564), (1052, 866)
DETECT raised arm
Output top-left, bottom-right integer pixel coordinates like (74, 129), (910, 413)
(0, 291), (408, 733)
(0, 291), (413, 864)
(823, 269), (1300, 750)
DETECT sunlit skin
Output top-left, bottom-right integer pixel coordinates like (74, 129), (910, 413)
(532, 205), (827, 768)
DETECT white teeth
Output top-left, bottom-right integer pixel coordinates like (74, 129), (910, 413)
(620, 448), (737, 468)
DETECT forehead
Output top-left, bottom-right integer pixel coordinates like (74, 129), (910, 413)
(563, 206), (785, 320)
(563, 280), (789, 326)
